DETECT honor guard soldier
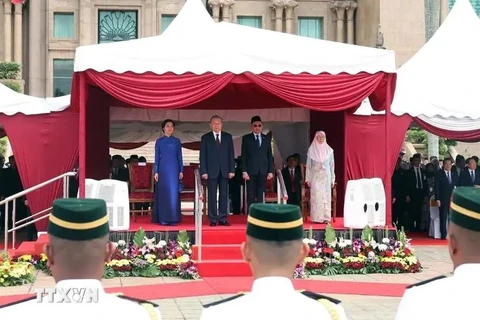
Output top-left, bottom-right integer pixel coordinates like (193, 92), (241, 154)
(0, 198), (161, 320)
(200, 203), (347, 320)
(396, 187), (480, 320)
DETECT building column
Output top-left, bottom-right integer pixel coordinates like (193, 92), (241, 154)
(3, 0), (12, 62)
(208, 0), (221, 23)
(285, 1), (297, 34)
(28, 0), (46, 97)
(13, 2), (22, 65)
(331, 1), (347, 43)
(270, 0), (284, 32)
(221, 0), (235, 22)
(346, 1), (357, 44)
(440, 0), (449, 24)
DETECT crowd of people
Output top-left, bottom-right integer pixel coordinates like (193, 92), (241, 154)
(392, 153), (479, 239)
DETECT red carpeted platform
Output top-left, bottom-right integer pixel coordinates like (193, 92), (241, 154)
(408, 232), (447, 246)
(129, 214), (353, 232)
(0, 277), (409, 306)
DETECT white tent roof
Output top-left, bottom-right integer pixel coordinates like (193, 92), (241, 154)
(74, 0), (396, 75)
(0, 83), (70, 116)
(359, 0), (480, 122)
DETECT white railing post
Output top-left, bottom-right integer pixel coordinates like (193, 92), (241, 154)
(244, 180), (248, 214)
(1, 172), (76, 251)
(194, 169), (203, 262)
(4, 201), (9, 251)
(276, 169), (288, 205)
(12, 200), (16, 249)
(277, 176), (281, 204)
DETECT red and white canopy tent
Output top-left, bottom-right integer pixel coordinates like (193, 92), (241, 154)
(66, 0), (403, 227)
(361, 0), (480, 142)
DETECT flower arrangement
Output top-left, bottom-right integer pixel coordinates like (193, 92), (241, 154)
(296, 225), (422, 277)
(0, 252), (36, 287)
(12, 229), (199, 281)
(104, 229), (199, 279)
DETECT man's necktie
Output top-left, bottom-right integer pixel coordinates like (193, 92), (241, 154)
(447, 171), (451, 184)
(290, 169), (295, 192)
(256, 134), (261, 148)
(215, 134), (220, 147)
(471, 170), (475, 183)
(416, 168), (422, 189)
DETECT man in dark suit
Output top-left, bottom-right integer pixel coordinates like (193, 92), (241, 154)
(452, 154), (466, 177)
(434, 158), (458, 239)
(241, 116), (274, 212)
(392, 157), (407, 229)
(405, 153), (428, 231)
(200, 115), (235, 226)
(281, 155), (302, 206)
(459, 157), (480, 187)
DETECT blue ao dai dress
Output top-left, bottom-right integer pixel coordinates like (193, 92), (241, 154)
(153, 135), (183, 225)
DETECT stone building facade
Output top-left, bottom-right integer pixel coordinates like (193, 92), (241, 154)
(0, 0), (455, 98)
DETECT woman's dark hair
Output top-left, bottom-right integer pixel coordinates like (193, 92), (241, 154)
(161, 119), (175, 133)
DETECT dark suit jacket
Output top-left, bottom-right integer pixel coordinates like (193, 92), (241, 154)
(200, 131), (235, 179)
(405, 167), (429, 197)
(112, 168), (129, 182)
(4, 167), (23, 196)
(282, 166), (302, 202)
(434, 169), (458, 203)
(240, 133), (274, 176)
(459, 168), (480, 186)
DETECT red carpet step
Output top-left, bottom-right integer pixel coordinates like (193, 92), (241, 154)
(201, 229), (246, 245)
(192, 244), (243, 260)
(196, 260), (252, 277)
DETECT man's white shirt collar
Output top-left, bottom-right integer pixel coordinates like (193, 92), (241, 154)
(213, 131), (221, 141)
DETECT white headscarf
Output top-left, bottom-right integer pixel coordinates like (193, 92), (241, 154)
(307, 131), (333, 165)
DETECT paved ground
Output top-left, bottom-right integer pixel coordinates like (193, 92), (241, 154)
(0, 245), (450, 319)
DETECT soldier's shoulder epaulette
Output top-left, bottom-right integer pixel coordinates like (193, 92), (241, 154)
(0, 295), (36, 309)
(300, 291), (341, 305)
(406, 275), (446, 289)
(203, 293), (245, 308)
(116, 294), (159, 308)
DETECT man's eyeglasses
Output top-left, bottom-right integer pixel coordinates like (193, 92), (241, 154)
(253, 124), (262, 128)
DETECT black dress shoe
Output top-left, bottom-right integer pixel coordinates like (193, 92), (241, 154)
(219, 221), (231, 226)
(210, 222), (217, 227)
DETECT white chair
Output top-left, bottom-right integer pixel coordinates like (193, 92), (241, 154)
(429, 196), (448, 239)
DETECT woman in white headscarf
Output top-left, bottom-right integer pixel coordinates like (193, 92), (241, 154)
(305, 131), (335, 223)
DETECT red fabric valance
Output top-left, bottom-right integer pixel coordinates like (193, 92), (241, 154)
(110, 142), (148, 150)
(71, 71), (394, 112)
(415, 118), (480, 142)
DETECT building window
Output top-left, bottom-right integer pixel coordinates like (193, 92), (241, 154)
(98, 10), (138, 44)
(161, 15), (176, 32)
(237, 16), (262, 28)
(53, 59), (74, 97)
(53, 13), (75, 39)
(298, 17), (323, 39)
(449, 0), (480, 15)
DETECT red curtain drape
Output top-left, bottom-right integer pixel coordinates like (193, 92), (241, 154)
(345, 113), (411, 225)
(110, 142), (148, 150)
(415, 118), (480, 142)
(0, 111), (79, 231)
(245, 72), (388, 111)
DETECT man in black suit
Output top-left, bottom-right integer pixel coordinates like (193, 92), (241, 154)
(241, 116), (274, 212)
(200, 115), (235, 226)
(405, 153), (428, 231)
(281, 155), (302, 206)
(434, 158), (458, 239)
(392, 157), (407, 229)
(459, 158), (480, 187)
(452, 154), (466, 177)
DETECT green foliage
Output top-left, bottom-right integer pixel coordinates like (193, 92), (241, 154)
(406, 128), (457, 157)
(361, 225), (373, 242)
(0, 62), (21, 79)
(0, 138), (7, 157)
(176, 230), (189, 244)
(324, 224), (336, 246)
(2, 80), (21, 93)
(133, 227), (146, 247)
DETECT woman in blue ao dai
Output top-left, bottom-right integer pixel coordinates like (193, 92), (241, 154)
(153, 119), (183, 226)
